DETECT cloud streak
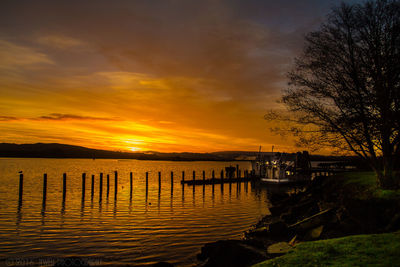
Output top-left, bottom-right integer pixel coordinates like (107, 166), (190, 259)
(36, 113), (119, 121)
(0, 40), (54, 70)
(0, 114), (119, 122)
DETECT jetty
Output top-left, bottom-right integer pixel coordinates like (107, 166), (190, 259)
(180, 166), (253, 185)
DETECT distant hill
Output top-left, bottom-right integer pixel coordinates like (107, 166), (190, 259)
(0, 143), (260, 161)
(0, 143), (358, 162)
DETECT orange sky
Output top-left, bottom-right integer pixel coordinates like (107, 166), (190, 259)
(0, 0), (359, 153)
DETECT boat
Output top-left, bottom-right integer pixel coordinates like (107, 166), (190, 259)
(251, 147), (312, 185)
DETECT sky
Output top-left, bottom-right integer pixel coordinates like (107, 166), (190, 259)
(0, 0), (361, 153)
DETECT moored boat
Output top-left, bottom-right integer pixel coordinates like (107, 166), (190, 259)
(251, 148), (312, 185)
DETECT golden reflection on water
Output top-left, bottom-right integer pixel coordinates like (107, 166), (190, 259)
(0, 158), (271, 266)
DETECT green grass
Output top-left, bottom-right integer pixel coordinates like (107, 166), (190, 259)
(253, 231), (400, 267)
(342, 171), (400, 200)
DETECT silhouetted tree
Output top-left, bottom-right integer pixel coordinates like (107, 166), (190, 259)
(267, 0), (400, 189)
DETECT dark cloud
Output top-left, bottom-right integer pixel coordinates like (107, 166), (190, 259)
(0, 0), (363, 102)
(0, 114), (118, 121)
(0, 116), (19, 121)
(35, 113), (118, 121)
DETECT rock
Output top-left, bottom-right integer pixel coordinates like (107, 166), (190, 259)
(268, 220), (288, 238)
(290, 200), (315, 217)
(197, 240), (267, 267)
(288, 235), (297, 246)
(385, 213), (400, 232)
(267, 242), (293, 255)
(303, 225), (324, 240)
(280, 211), (297, 225)
(246, 226), (269, 238)
(289, 209), (334, 232)
(269, 205), (288, 216)
(267, 192), (291, 205)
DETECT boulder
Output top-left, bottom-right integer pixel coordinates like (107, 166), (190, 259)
(385, 213), (400, 232)
(288, 235), (297, 246)
(269, 205), (288, 216)
(197, 240), (267, 267)
(267, 242), (293, 255)
(303, 225), (324, 240)
(268, 220), (288, 238)
(288, 209), (334, 233)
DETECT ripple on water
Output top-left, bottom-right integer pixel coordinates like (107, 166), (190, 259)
(0, 159), (271, 266)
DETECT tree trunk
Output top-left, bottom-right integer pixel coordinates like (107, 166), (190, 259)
(376, 156), (398, 189)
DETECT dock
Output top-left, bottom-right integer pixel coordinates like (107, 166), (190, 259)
(181, 177), (253, 185)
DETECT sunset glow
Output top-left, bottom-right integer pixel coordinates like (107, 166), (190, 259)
(0, 0), (348, 154)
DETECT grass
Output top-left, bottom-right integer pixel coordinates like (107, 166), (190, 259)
(342, 171), (400, 200)
(253, 231), (400, 267)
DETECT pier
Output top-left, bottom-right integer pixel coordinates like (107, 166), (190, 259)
(181, 177), (252, 185)
(15, 164), (344, 207)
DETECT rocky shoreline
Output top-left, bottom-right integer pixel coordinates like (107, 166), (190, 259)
(196, 175), (400, 267)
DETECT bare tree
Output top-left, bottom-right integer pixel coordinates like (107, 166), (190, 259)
(268, 0), (400, 189)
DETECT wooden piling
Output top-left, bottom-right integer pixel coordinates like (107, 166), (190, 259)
(106, 174), (110, 198)
(130, 172), (133, 199)
(203, 170), (205, 182)
(62, 173), (67, 201)
(182, 171), (185, 182)
(99, 173), (103, 200)
(193, 171), (196, 183)
(212, 170), (215, 183)
(146, 172), (149, 189)
(82, 173), (86, 199)
(114, 171), (118, 197)
(220, 170), (224, 192)
(43, 173), (47, 201)
(236, 164), (239, 179)
(158, 171), (161, 188)
(18, 173), (23, 201)
(91, 174), (95, 199)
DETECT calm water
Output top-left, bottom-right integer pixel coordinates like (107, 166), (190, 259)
(0, 158), (271, 266)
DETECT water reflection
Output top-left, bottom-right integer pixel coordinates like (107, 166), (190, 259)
(113, 198), (117, 218)
(202, 184), (205, 204)
(16, 200), (22, 228)
(2, 159), (271, 266)
(158, 184), (161, 214)
(181, 183), (185, 206)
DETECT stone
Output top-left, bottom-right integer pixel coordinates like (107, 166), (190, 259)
(197, 240), (267, 267)
(267, 242), (293, 255)
(288, 235), (297, 246)
(268, 220), (288, 238)
(289, 209), (333, 232)
(385, 213), (400, 232)
(303, 225), (324, 240)
(280, 211), (298, 225)
(269, 205), (288, 216)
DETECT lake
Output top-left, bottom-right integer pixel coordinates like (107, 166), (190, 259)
(0, 158), (271, 266)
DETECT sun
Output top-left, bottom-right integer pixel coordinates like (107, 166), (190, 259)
(128, 147), (140, 152)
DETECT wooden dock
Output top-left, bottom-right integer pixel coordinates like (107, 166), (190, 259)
(181, 177), (253, 185)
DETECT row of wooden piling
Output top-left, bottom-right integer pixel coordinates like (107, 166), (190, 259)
(18, 169), (249, 203)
